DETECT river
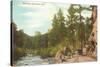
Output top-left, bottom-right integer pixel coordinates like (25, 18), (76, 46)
(15, 56), (54, 66)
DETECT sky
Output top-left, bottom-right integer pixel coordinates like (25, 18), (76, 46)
(12, 1), (92, 36)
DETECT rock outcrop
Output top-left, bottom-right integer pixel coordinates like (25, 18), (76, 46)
(88, 6), (97, 57)
(54, 47), (68, 63)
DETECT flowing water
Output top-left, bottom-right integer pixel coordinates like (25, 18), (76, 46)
(15, 56), (53, 66)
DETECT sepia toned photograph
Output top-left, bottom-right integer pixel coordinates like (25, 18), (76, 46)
(11, 1), (97, 66)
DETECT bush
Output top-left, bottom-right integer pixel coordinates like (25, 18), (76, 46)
(37, 43), (65, 58)
(14, 47), (26, 61)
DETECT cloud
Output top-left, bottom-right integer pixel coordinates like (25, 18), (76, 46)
(21, 12), (33, 16)
(19, 3), (58, 22)
(27, 20), (44, 28)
